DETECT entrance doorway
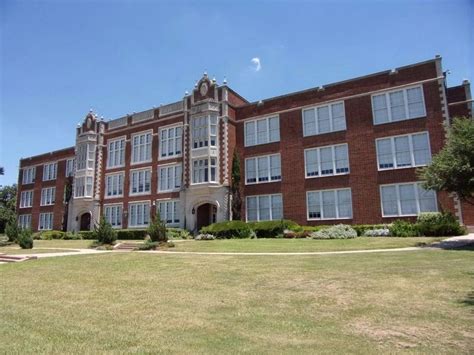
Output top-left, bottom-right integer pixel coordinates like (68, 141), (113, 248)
(196, 203), (216, 231)
(80, 213), (91, 231)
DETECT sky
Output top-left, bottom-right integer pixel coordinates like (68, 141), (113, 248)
(0, 0), (473, 186)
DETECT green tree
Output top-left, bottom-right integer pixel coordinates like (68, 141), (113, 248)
(418, 117), (474, 204)
(93, 217), (117, 245)
(147, 211), (167, 242)
(62, 176), (73, 231)
(231, 149), (242, 220)
(0, 184), (17, 233)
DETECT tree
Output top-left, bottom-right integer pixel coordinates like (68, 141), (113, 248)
(231, 149), (242, 220)
(0, 184), (17, 233)
(418, 117), (474, 205)
(147, 211), (167, 242)
(62, 176), (73, 231)
(93, 217), (117, 245)
(0, 167), (4, 175)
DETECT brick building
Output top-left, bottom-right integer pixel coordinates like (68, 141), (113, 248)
(16, 56), (473, 232)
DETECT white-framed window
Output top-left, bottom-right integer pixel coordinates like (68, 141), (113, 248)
(244, 116), (280, 147)
(158, 164), (182, 192)
(302, 101), (346, 137)
(130, 169), (151, 195)
(160, 125), (182, 158)
(40, 187), (56, 206)
(192, 115), (218, 149)
(18, 214), (31, 229)
(376, 132), (431, 170)
(128, 202), (150, 227)
(39, 213), (53, 230)
(75, 176), (93, 198)
(380, 182), (437, 217)
(157, 199), (181, 226)
(107, 138), (125, 168)
(76, 143), (95, 171)
(105, 173), (124, 197)
(104, 204), (122, 228)
(22, 167), (36, 184)
(245, 154), (281, 184)
(43, 162), (57, 181)
(131, 131), (152, 164)
(304, 143), (350, 178)
(372, 85), (426, 125)
(20, 190), (34, 208)
(306, 188), (353, 220)
(66, 159), (75, 177)
(246, 194), (283, 221)
(192, 158), (217, 184)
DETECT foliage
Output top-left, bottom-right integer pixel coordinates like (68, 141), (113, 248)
(5, 219), (20, 242)
(352, 224), (389, 236)
(62, 176), (74, 231)
(93, 217), (117, 245)
(418, 117), (474, 204)
(0, 184), (17, 234)
(416, 212), (466, 236)
(200, 220), (253, 239)
(39, 230), (82, 240)
(17, 228), (34, 249)
(389, 220), (421, 237)
(79, 231), (96, 240)
(311, 224), (358, 239)
(231, 149), (242, 220)
(167, 228), (191, 240)
(248, 220), (302, 238)
(137, 241), (159, 250)
(195, 233), (216, 240)
(115, 229), (147, 240)
(363, 228), (391, 237)
(147, 212), (168, 242)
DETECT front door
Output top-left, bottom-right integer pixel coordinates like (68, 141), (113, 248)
(80, 213), (91, 231)
(196, 203), (216, 231)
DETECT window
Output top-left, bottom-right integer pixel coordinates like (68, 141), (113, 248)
(307, 188), (352, 220)
(245, 154), (281, 184)
(76, 143), (95, 170)
(376, 132), (431, 170)
(380, 182), (437, 217)
(246, 194), (283, 221)
(130, 169), (151, 195)
(132, 132), (152, 164)
(22, 167), (36, 184)
(66, 159), (75, 177)
(41, 187), (56, 206)
(192, 158), (217, 184)
(39, 213), (53, 230)
(244, 116), (280, 147)
(158, 164), (182, 192)
(107, 138), (125, 168)
(75, 176), (93, 197)
(160, 126), (182, 158)
(305, 144), (349, 178)
(105, 173), (124, 197)
(158, 200), (181, 226)
(18, 215), (31, 229)
(129, 202), (150, 227)
(372, 85), (426, 124)
(43, 162), (57, 181)
(20, 191), (33, 208)
(303, 102), (346, 137)
(104, 205), (122, 228)
(192, 115), (217, 149)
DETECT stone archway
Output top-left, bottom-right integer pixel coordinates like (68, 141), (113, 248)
(196, 203), (217, 231)
(79, 212), (91, 231)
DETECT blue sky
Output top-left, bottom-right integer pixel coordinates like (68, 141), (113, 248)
(1, 0), (473, 186)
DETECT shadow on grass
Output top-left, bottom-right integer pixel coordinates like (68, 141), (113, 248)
(430, 241), (474, 251)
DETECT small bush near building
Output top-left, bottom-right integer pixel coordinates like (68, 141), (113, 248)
(389, 220), (421, 237)
(40, 231), (67, 240)
(248, 220), (302, 238)
(417, 212), (466, 236)
(5, 220), (19, 243)
(167, 228), (191, 240)
(148, 215), (168, 242)
(352, 224), (389, 236)
(79, 231), (96, 240)
(17, 229), (34, 249)
(93, 217), (117, 245)
(201, 220), (253, 239)
(195, 234), (216, 240)
(363, 228), (391, 237)
(311, 224), (358, 239)
(116, 229), (147, 240)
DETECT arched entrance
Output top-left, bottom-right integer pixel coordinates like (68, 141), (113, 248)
(196, 203), (217, 231)
(80, 212), (91, 231)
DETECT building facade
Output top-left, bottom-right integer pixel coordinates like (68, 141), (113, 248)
(16, 56), (473, 232)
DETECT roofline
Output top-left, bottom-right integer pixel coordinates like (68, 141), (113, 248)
(20, 146), (76, 162)
(225, 86), (250, 104)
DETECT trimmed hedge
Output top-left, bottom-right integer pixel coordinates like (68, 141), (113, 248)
(417, 212), (466, 236)
(352, 224), (389, 237)
(200, 220), (253, 239)
(248, 220), (302, 238)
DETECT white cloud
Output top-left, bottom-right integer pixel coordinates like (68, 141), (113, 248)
(251, 57), (261, 71)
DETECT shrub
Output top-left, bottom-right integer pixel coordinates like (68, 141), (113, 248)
(93, 217), (117, 245)
(79, 231), (95, 240)
(417, 212), (466, 236)
(137, 241), (158, 250)
(17, 229), (34, 249)
(5, 220), (19, 242)
(147, 214), (167, 242)
(116, 229), (147, 240)
(389, 220), (420, 237)
(363, 228), (391, 237)
(201, 220), (252, 239)
(167, 228), (191, 240)
(63, 231), (82, 240)
(195, 233), (216, 240)
(352, 224), (389, 236)
(248, 220), (302, 238)
(311, 224), (358, 239)
(40, 231), (67, 240)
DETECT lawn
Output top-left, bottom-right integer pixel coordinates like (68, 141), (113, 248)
(1, 248), (473, 353)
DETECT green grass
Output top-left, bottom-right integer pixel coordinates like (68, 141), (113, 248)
(1, 248), (473, 353)
(0, 248), (79, 255)
(173, 237), (444, 253)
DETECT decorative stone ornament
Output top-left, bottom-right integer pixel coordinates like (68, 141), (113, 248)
(200, 82), (208, 96)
